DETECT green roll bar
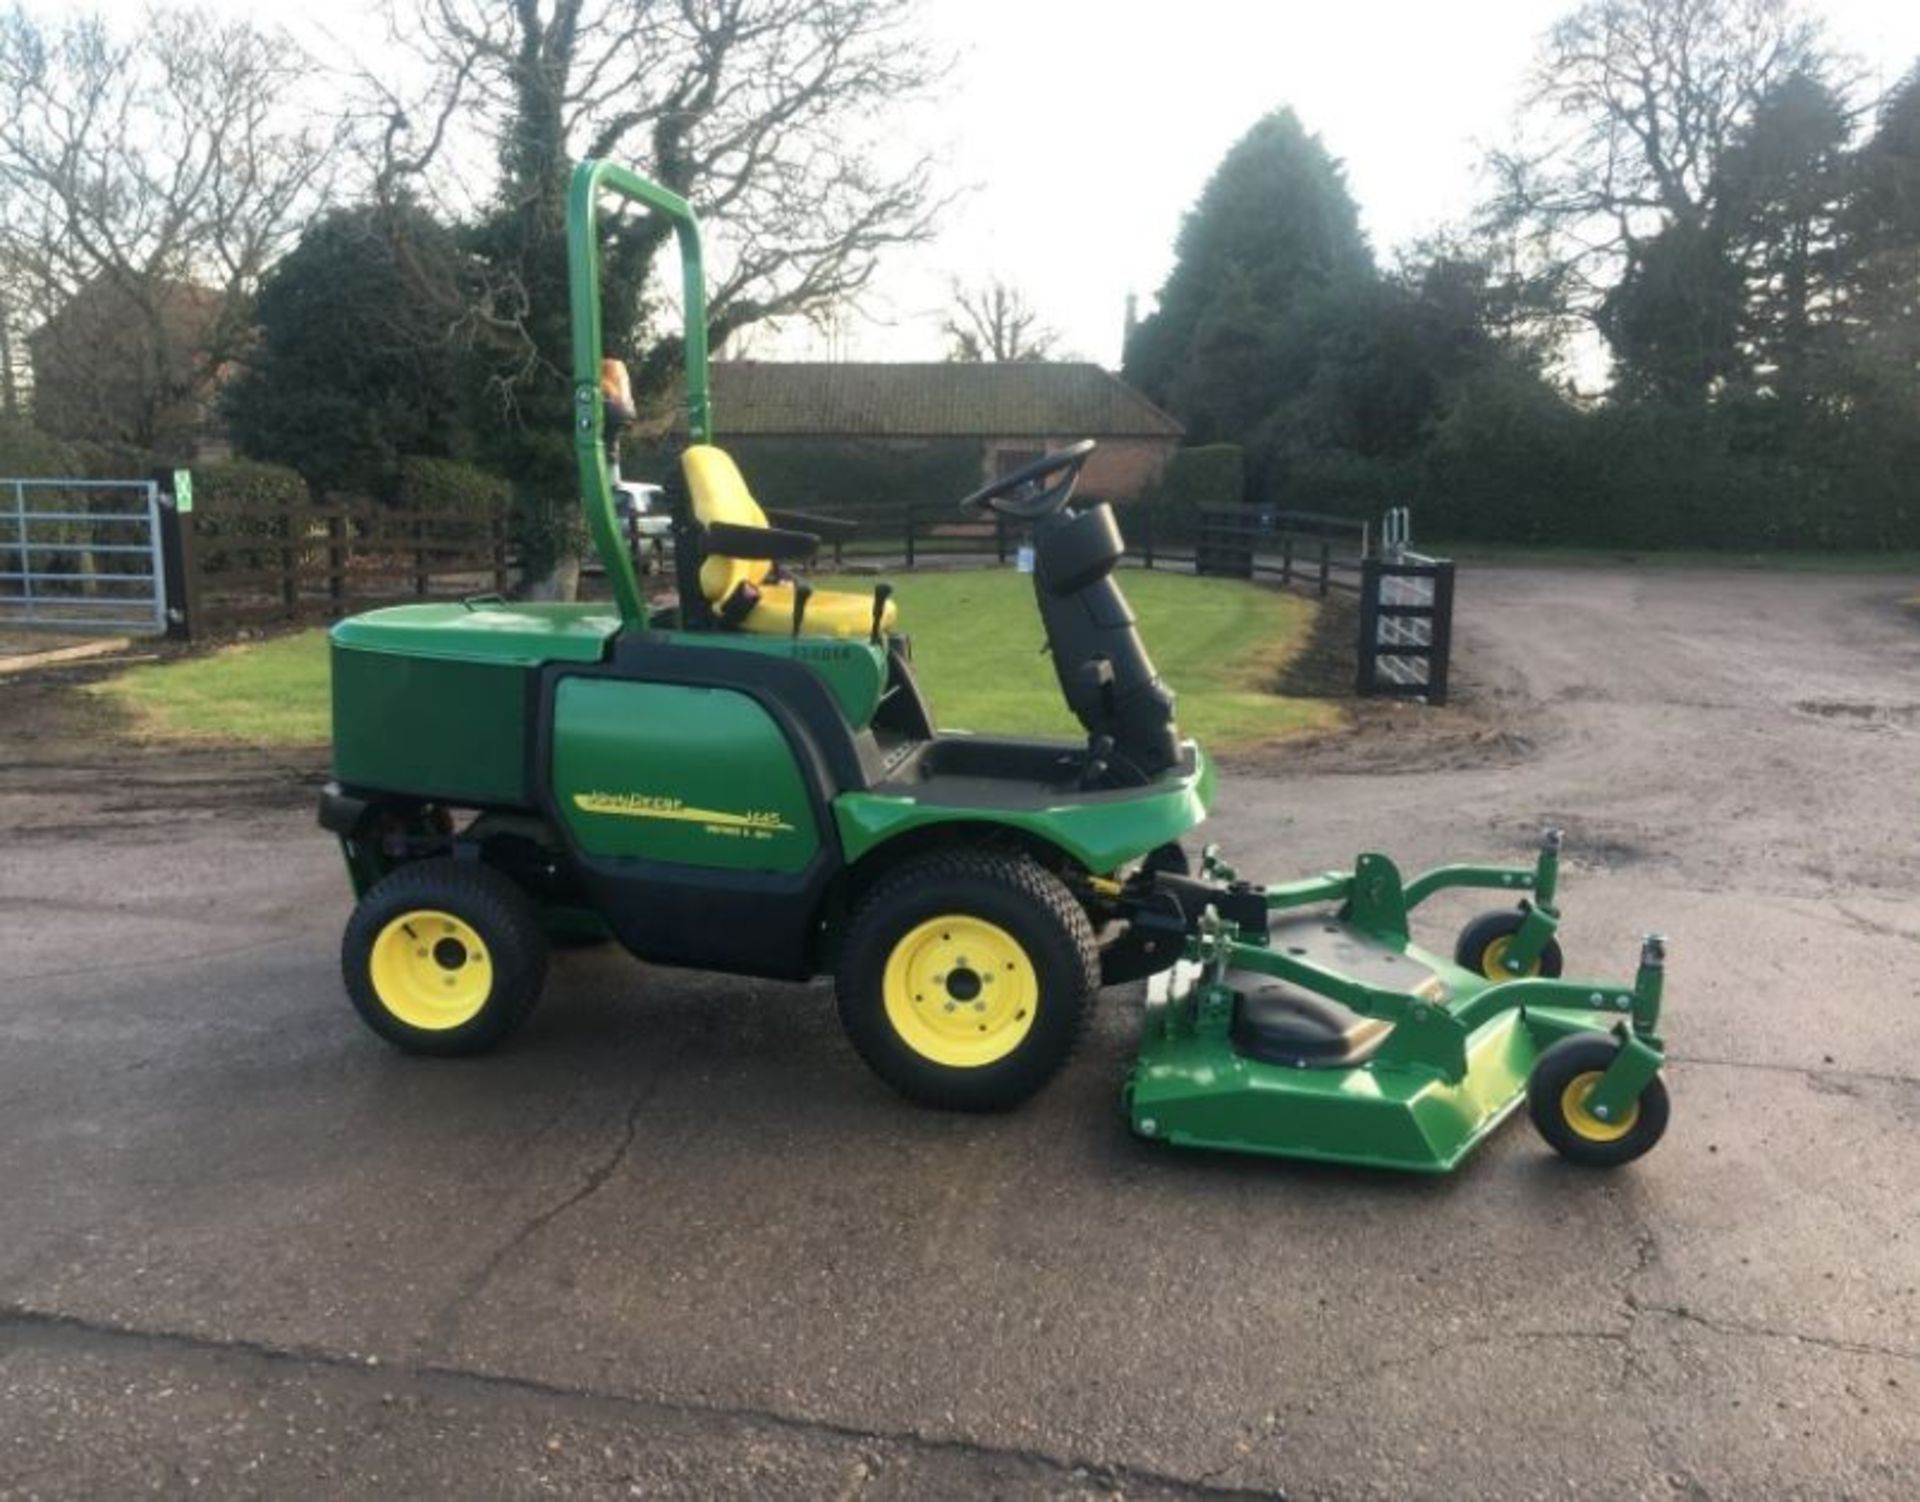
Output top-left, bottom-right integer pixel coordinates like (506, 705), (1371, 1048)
(566, 159), (713, 626)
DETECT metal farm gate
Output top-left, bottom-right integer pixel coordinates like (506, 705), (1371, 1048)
(2, 478), (167, 634)
(1356, 507), (1455, 703)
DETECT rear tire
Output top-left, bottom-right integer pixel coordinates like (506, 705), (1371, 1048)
(343, 859), (549, 1056)
(836, 850), (1098, 1111)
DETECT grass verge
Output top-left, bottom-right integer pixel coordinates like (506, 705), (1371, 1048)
(91, 568), (1338, 750)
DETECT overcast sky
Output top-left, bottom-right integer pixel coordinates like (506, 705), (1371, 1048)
(95, 0), (1920, 365)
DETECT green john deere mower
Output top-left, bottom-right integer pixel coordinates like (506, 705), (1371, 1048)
(320, 159), (1671, 1170)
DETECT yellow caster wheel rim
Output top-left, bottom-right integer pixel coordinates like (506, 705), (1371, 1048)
(1481, 934), (1541, 981)
(1560, 1070), (1639, 1143)
(882, 914), (1039, 1068)
(368, 909), (493, 1031)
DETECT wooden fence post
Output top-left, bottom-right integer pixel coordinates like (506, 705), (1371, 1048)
(1355, 557), (1382, 696)
(328, 511), (346, 614)
(1427, 561), (1456, 705)
(904, 503), (916, 569)
(279, 506), (297, 622)
(1317, 540), (1331, 598)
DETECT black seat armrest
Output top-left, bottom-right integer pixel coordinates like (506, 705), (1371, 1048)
(704, 520), (820, 562)
(765, 508), (859, 542)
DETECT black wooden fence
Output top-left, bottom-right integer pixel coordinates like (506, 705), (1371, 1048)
(1144, 506), (1367, 596)
(164, 497), (510, 639)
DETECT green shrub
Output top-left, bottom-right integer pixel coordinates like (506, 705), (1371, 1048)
(1163, 444), (1245, 507)
(1275, 450), (1419, 521)
(1419, 383), (1920, 551)
(189, 459), (311, 573)
(66, 439), (165, 481)
(395, 455), (512, 515)
(0, 418), (78, 478)
(190, 458), (310, 511)
(1144, 443), (1245, 543)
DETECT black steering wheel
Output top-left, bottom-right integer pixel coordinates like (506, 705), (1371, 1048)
(957, 439), (1096, 520)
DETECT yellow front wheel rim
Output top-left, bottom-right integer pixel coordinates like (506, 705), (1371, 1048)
(1482, 935), (1541, 981)
(369, 909), (493, 1031)
(1560, 1070), (1639, 1143)
(882, 914), (1039, 1068)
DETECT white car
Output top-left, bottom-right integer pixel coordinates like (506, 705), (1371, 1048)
(613, 481), (673, 574)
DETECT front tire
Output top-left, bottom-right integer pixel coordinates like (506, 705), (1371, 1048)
(1455, 909), (1564, 981)
(1528, 1033), (1670, 1167)
(836, 850), (1099, 1112)
(343, 859), (549, 1056)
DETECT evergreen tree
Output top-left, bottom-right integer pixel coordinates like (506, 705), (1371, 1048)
(1123, 109), (1373, 447)
(225, 201), (472, 498)
(1834, 66), (1920, 415)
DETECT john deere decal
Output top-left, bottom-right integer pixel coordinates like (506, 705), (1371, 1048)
(573, 791), (795, 841)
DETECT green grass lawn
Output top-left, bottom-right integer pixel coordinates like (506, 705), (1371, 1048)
(93, 568), (1337, 750)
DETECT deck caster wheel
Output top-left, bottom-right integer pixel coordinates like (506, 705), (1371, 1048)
(1528, 1033), (1669, 1167)
(836, 850), (1098, 1112)
(1455, 910), (1563, 981)
(342, 859), (549, 1056)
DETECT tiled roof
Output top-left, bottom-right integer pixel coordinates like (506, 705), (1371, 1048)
(688, 362), (1182, 439)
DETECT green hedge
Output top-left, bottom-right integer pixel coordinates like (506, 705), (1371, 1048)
(395, 455), (512, 515)
(1418, 383), (1920, 550)
(190, 458), (310, 511)
(189, 459), (312, 572)
(1146, 443), (1245, 541)
(618, 436), (986, 519)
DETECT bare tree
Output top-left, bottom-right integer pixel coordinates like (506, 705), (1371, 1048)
(0, 240), (25, 419)
(942, 277), (1060, 362)
(1485, 0), (1832, 341)
(0, 5), (340, 453)
(371, 0), (947, 398)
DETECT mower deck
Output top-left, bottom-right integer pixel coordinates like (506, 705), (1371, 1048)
(1122, 838), (1670, 1173)
(1134, 955), (1557, 1173)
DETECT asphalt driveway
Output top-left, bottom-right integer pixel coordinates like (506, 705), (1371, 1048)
(2, 567), (1917, 1498)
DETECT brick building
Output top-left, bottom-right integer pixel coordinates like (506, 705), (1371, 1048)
(688, 362), (1183, 504)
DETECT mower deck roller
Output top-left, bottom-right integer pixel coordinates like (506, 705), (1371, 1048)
(318, 157), (1672, 1172)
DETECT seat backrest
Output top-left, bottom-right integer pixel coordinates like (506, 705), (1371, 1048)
(682, 444), (771, 606)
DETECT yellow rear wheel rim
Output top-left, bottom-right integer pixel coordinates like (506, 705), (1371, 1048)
(1482, 934), (1541, 981)
(369, 909), (493, 1031)
(882, 914), (1039, 1068)
(1560, 1070), (1639, 1143)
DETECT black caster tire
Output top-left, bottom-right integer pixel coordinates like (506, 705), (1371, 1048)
(1528, 1033), (1670, 1167)
(342, 859), (549, 1056)
(836, 850), (1099, 1112)
(1456, 909), (1564, 981)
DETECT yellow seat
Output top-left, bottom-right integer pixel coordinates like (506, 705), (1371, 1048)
(682, 444), (898, 638)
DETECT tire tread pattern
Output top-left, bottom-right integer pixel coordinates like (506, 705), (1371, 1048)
(836, 848), (1098, 1112)
(342, 858), (550, 1056)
